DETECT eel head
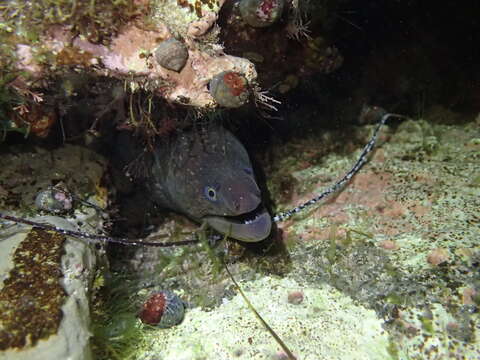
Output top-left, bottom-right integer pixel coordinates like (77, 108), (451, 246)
(152, 127), (272, 242)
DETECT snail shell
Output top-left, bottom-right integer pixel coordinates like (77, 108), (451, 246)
(209, 71), (250, 108)
(239, 0), (285, 28)
(154, 38), (189, 72)
(139, 291), (185, 328)
(35, 187), (73, 214)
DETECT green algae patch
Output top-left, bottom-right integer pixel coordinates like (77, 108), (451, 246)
(91, 271), (147, 360)
(1, 0), (147, 46)
(0, 228), (66, 350)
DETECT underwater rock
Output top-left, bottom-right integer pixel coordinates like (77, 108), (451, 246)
(272, 117), (480, 359)
(35, 187), (73, 214)
(154, 38), (189, 72)
(239, 0), (285, 28)
(139, 291), (185, 328)
(209, 71), (250, 108)
(5, 0), (261, 109)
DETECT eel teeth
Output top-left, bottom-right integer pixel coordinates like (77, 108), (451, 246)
(243, 213), (260, 224)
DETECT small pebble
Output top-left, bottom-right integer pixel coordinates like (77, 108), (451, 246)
(427, 248), (450, 266)
(462, 287), (477, 305)
(378, 239), (399, 250)
(287, 291), (304, 305)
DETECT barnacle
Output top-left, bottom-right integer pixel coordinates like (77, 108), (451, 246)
(139, 291), (185, 328)
(209, 71), (250, 108)
(239, 0), (285, 28)
(154, 38), (189, 72)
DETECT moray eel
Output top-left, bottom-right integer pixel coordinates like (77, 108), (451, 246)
(146, 126), (271, 242)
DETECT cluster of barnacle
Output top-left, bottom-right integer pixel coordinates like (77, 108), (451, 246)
(153, 0), (286, 110)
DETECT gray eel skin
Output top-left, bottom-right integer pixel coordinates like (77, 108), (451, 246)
(146, 125), (272, 242)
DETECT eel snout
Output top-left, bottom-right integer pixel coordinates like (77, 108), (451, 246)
(204, 207), (272, 243)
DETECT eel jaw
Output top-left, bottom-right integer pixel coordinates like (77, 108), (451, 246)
(204, 207), (272, 243)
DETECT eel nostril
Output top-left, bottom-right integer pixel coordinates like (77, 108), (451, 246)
(234, 200), (240, 211)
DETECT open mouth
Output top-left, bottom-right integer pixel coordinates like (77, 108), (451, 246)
(204, 205), (272, 243)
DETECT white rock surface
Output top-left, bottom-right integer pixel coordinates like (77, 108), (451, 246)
(0, 214), (100, 360)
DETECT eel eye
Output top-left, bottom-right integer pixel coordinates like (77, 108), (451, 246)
(204, 186), (217, 201)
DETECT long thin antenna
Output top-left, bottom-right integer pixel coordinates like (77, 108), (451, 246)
(223, 257), (297, 359)
(272, 109), (408, 223)
(0, 212), (199, 247)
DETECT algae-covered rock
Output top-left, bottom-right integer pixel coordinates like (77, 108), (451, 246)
(0, 219), (97, 360)
(0, 228), (66, 350)
(0, 145), (107, 360)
